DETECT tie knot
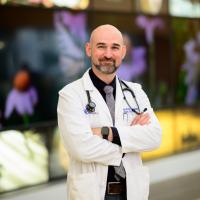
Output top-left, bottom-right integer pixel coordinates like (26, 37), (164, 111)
(104, 85), (114, 94)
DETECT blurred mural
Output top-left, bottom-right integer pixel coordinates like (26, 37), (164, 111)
(0, 0), (200, 195)
(4, 69), (38, 125)
(182, 31), (200, 105)
(53, 11), (88, 79)
(117, 33), (147, 82)
(0, 10), (89, 128)
(0, 129), (48, 192)
(0, 0), (90, 9)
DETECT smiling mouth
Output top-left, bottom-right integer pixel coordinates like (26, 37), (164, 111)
(100, 60), (114, 65)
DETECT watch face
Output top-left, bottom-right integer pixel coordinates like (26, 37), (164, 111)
(101, 127), (109, 139)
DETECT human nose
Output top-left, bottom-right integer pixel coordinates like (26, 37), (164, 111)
(104, 48), (112, 59)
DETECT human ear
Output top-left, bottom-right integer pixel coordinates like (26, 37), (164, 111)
(85, 42), (91, 57)
(122, 45), (127, 59)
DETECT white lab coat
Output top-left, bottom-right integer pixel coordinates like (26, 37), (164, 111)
(57, 69), (162, 200)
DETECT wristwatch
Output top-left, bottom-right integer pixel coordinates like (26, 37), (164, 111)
(101, 126), (109, 139)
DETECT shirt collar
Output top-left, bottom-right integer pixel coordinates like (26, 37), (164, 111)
(89, 68), (116, 91)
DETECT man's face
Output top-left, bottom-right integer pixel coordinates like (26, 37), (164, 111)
(86, 27), (126, 75)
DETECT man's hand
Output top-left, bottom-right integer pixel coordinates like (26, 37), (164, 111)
(131, 112), (150, 126)
(91, 128), (102, 137)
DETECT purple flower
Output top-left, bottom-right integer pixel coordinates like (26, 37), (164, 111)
(53, 11), (87, 77)
(5, 86), (38, 119)
(182, 31), (200, 105)
(183, 36), (200, 65)
(136, 15), (164, 44)
(54, 11), (87, 43)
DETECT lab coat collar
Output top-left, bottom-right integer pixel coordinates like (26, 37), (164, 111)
(115, 76), (124, 115)
(82, 68), (112, 124)
(82, 68), (96, 91)
(82, 68), (123, 99)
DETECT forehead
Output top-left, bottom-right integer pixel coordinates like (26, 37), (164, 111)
(91, 28), (124, 46)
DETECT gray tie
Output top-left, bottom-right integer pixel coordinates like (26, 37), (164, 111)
(103, 85), (126, 180)
(103, 85), (115, 124)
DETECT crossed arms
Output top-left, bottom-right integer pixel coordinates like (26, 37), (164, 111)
(92, 112), (151, 142)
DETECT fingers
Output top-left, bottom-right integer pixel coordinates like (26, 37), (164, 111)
(131, 115), (141, 125)
(91, 127), (105, 138)
(131, 113), (150, 126)
(138, 113), (150, 125)
(91, 128), (101, 136)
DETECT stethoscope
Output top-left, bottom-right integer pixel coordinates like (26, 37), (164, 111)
(85, 79), (147, 115)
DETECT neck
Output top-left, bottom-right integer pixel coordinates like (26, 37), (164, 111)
(92, 67), (116, 84)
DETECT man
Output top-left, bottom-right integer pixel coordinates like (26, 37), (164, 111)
(57, 24), (162, 200)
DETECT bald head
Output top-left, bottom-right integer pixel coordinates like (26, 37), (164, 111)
(85, 24), (126, 79)
(90, 24), (124, 45)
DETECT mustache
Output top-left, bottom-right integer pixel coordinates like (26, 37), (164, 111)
(99, 58), (115, 62)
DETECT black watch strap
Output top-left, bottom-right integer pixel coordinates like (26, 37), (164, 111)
(101, 126), (109, 139)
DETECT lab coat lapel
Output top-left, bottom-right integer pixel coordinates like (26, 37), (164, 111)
(115, 77), (124, 119)
(82, 69), (113, 124)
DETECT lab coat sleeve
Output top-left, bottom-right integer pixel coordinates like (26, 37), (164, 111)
(57, 85), (122, 166)
(116, 84), (162, 153)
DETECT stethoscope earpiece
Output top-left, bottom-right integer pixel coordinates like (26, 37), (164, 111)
(143, 108), (147, 112)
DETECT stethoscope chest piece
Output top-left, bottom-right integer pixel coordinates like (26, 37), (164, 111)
(86, 90), (96, 113)
(86, 101), (96, 113)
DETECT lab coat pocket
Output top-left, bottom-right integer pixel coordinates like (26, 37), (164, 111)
(69, 172), (101, 200)
(122, 110), (135, 126)
(87, 112), (101, 128)
(126, 166), (149, 200)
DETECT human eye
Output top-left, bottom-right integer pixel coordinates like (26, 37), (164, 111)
(97, 45), (106, 49)
(96, 43), (106, 49)
(112, 45), (120, 50)
(97, 45), (104, 49)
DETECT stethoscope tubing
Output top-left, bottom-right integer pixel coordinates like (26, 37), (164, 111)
(119, 80), (146, 115)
